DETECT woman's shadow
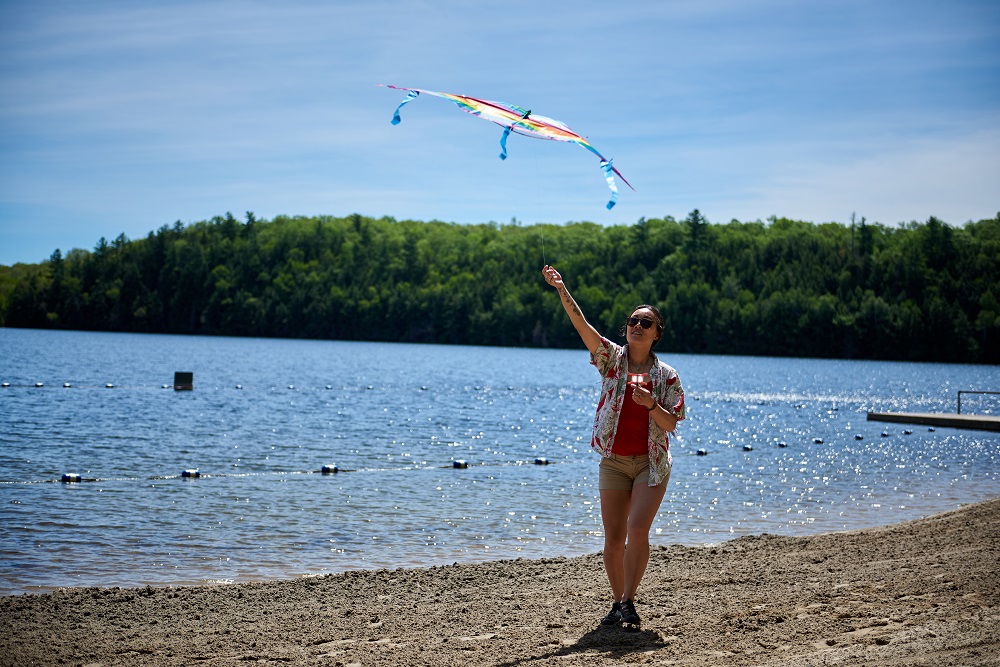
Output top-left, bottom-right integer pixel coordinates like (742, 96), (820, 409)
(494, 624), (671, 667)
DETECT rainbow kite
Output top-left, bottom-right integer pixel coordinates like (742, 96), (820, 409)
(381, 84), (634, 210)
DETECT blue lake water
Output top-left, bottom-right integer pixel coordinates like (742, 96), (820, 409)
(1, 328), (998, 595)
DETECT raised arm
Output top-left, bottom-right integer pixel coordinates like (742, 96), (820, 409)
(542, 265), (602, 355)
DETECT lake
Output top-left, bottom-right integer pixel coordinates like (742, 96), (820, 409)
(1, 328), (998, 595)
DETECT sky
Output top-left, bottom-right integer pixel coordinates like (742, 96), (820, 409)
(1, 0), (998, 266)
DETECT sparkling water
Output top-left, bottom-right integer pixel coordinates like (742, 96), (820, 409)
(1, 329), (998, 594)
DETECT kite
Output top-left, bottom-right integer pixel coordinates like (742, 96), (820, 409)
(381, 84), (634, 210)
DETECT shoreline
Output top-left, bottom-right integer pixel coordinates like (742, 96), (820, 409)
(4, 497), (990, 598)
(2, 498), (998, 666)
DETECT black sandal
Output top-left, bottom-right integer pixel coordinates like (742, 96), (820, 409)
(620, 599), (641, 631)
(600, 601), (622, 626)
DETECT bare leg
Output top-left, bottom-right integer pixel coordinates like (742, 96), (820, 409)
(623, 481), (665, 600)
(600, 488), (631, 602)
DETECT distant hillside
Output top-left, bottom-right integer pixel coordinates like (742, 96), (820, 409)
(2, 210), (998, 363)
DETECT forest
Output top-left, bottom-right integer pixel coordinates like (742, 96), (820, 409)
(1, 210), (998, 363)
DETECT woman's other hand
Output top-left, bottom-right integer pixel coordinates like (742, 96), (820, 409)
(632, 383), (655, 410)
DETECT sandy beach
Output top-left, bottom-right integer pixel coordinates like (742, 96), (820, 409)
(3, 498), (998, 666)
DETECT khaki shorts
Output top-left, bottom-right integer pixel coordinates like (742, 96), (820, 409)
(599, 454), (660, 491)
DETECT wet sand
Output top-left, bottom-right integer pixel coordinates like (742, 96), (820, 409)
(3, 498), (998, 666)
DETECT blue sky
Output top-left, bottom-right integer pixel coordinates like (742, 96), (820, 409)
(1, 0), (998, 266)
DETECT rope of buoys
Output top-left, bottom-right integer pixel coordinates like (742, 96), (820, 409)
(2, 382), (539, 394)
(40, 458), (559, 485)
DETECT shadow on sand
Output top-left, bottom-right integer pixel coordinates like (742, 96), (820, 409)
(494, 624), (671, 666)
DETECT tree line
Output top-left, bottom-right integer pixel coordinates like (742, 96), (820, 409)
(1, 210), (998, 363)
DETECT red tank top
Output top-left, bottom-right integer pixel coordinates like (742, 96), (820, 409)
(611, 381), (651, 456)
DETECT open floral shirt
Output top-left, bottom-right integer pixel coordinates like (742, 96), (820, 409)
(590, 336), (686, 486)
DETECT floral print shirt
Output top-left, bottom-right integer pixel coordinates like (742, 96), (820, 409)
(590, 336), (686, 486)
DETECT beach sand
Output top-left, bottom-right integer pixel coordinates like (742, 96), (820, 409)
(3, 498), (998, 666)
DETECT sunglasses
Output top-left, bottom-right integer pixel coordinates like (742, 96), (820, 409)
(626, 316), (655, 330)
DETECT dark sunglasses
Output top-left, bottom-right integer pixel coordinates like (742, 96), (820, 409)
(626, 316), (655, 329)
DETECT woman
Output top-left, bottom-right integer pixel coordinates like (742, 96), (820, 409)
(542, 264), (685, 631)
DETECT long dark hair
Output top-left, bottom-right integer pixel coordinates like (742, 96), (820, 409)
(619, 304), (665, 347)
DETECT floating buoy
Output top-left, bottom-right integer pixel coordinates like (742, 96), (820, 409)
(813, 438), (824, 444)
(61, 473), (82, 483)
(452, 460), (469, 469)
(533, 457), (550, 465)
(696, 449), (708, 456)
(321, 464), (339, 474)
(173, 372), (194, 391)
(742, 445), (753, 451)
(181, 469), (201, 478)
(855, 434), (864, 440)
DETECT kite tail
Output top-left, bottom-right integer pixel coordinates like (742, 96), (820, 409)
(601, 159), (620, 210)
(499, 126), (512, 160)
(391, 89), (420, 125)
(499, 109), (531, 160)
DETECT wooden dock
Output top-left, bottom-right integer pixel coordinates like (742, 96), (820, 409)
(867, 411), (1000, 432)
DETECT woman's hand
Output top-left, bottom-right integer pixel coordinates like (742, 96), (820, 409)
(541, 265), (564, 290)
(542, 264), (601, 355)
(632, 383), (656, 410)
